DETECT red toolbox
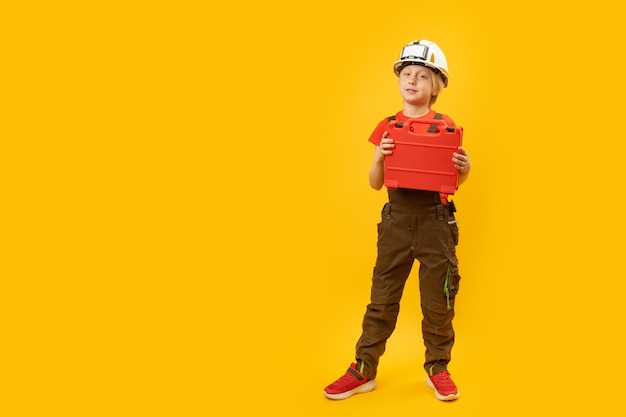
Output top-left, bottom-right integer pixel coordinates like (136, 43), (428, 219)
(384, 118), (463, 194)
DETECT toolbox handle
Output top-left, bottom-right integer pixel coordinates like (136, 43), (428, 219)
(392, 118), (456, 133)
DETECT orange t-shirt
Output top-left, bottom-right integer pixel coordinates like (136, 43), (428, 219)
(368, 109), (456, 204)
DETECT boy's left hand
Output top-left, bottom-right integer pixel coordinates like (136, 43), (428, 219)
(452, 146), (471, 173)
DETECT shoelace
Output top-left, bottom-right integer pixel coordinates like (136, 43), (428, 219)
(331, 367), (364, 387)
(431, 372), (455, 390)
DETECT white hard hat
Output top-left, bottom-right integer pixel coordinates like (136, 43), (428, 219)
(393, 39), (449, 87)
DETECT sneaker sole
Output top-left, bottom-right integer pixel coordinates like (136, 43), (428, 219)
(323, 380), (377, 400)
(425, 376), (459, 401)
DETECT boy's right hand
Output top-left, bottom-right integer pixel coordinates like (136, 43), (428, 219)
(377, 131), (395, 158)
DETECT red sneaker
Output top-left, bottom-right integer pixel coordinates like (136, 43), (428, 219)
(323, 363), (377, 400)
(426, 371), (459, 401)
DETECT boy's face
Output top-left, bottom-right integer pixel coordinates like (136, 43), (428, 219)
(397, 64), (436, 106)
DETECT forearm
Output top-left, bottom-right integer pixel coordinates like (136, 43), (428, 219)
(369, 150), (385, 190)
(458, 170), (470, 185)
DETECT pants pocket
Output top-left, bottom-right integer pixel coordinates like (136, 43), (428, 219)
(444, 256), (461, 310)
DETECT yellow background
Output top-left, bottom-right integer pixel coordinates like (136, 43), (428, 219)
(3, 1), (626, 416)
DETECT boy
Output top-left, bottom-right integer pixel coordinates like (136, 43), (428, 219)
(323, 39), (471, 402)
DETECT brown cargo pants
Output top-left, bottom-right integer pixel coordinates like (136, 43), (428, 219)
(355, 188), (461, 379)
